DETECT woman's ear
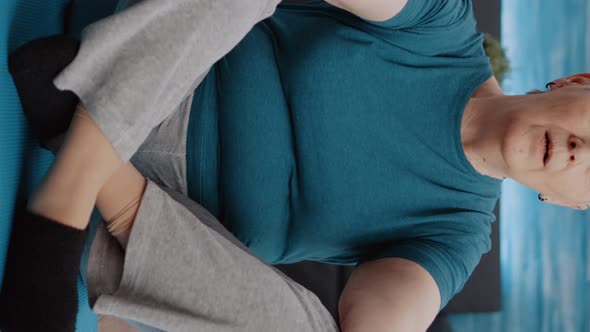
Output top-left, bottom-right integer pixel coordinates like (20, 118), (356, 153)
(549, 73), (590, 90)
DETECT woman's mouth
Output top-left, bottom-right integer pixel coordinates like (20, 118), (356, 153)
(543, 131), (552, 166)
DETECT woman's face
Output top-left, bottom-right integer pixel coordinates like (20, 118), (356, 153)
(506, 75), (590, 209)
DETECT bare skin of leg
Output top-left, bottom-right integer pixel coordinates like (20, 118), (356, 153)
(29, 104), (146, 248)
(96, 162), (147, 248)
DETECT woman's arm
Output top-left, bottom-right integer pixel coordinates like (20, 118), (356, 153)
(339, 257), (440, 332)
(325, 0), (408, 22)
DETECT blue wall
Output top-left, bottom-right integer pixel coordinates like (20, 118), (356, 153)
(450, 1), (590, 331)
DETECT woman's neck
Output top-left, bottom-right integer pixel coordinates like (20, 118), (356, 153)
(471, 76), (504, 98)
(461, 76), (514, 180)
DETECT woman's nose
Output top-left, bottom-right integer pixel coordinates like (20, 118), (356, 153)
(568, 136), (590, 164)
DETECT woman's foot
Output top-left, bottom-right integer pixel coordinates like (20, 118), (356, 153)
(9, 35), (80, 152)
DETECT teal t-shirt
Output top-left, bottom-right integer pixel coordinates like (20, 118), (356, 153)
(186, 0), (502, 308)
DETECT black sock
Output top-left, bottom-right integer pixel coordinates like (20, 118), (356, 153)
(9, 35), (80, 150)
(0, 210), (87, 332)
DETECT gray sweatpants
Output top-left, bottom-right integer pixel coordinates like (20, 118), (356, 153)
(54, 0), (340, 331)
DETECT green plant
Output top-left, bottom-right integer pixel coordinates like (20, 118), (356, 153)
(483, 33), (510, 84)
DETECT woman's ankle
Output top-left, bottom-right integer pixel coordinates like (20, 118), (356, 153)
(28, 181), (97, 230)
(96, 163), (147, 249)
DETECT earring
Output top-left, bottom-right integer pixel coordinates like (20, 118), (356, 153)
(545, 82), (556, 89)
(538, 193), (547, 202)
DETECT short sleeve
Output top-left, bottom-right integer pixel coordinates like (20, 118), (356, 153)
(358, 218), (492, 309)
(359, 0), (484, 58)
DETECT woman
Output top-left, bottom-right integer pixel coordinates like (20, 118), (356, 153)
(1, 0), (588, 331)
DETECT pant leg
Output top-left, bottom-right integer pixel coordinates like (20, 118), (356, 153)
(86, 181), (339, 332)
(55, 0), (281, 161)
(130, 92), (194, 196)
